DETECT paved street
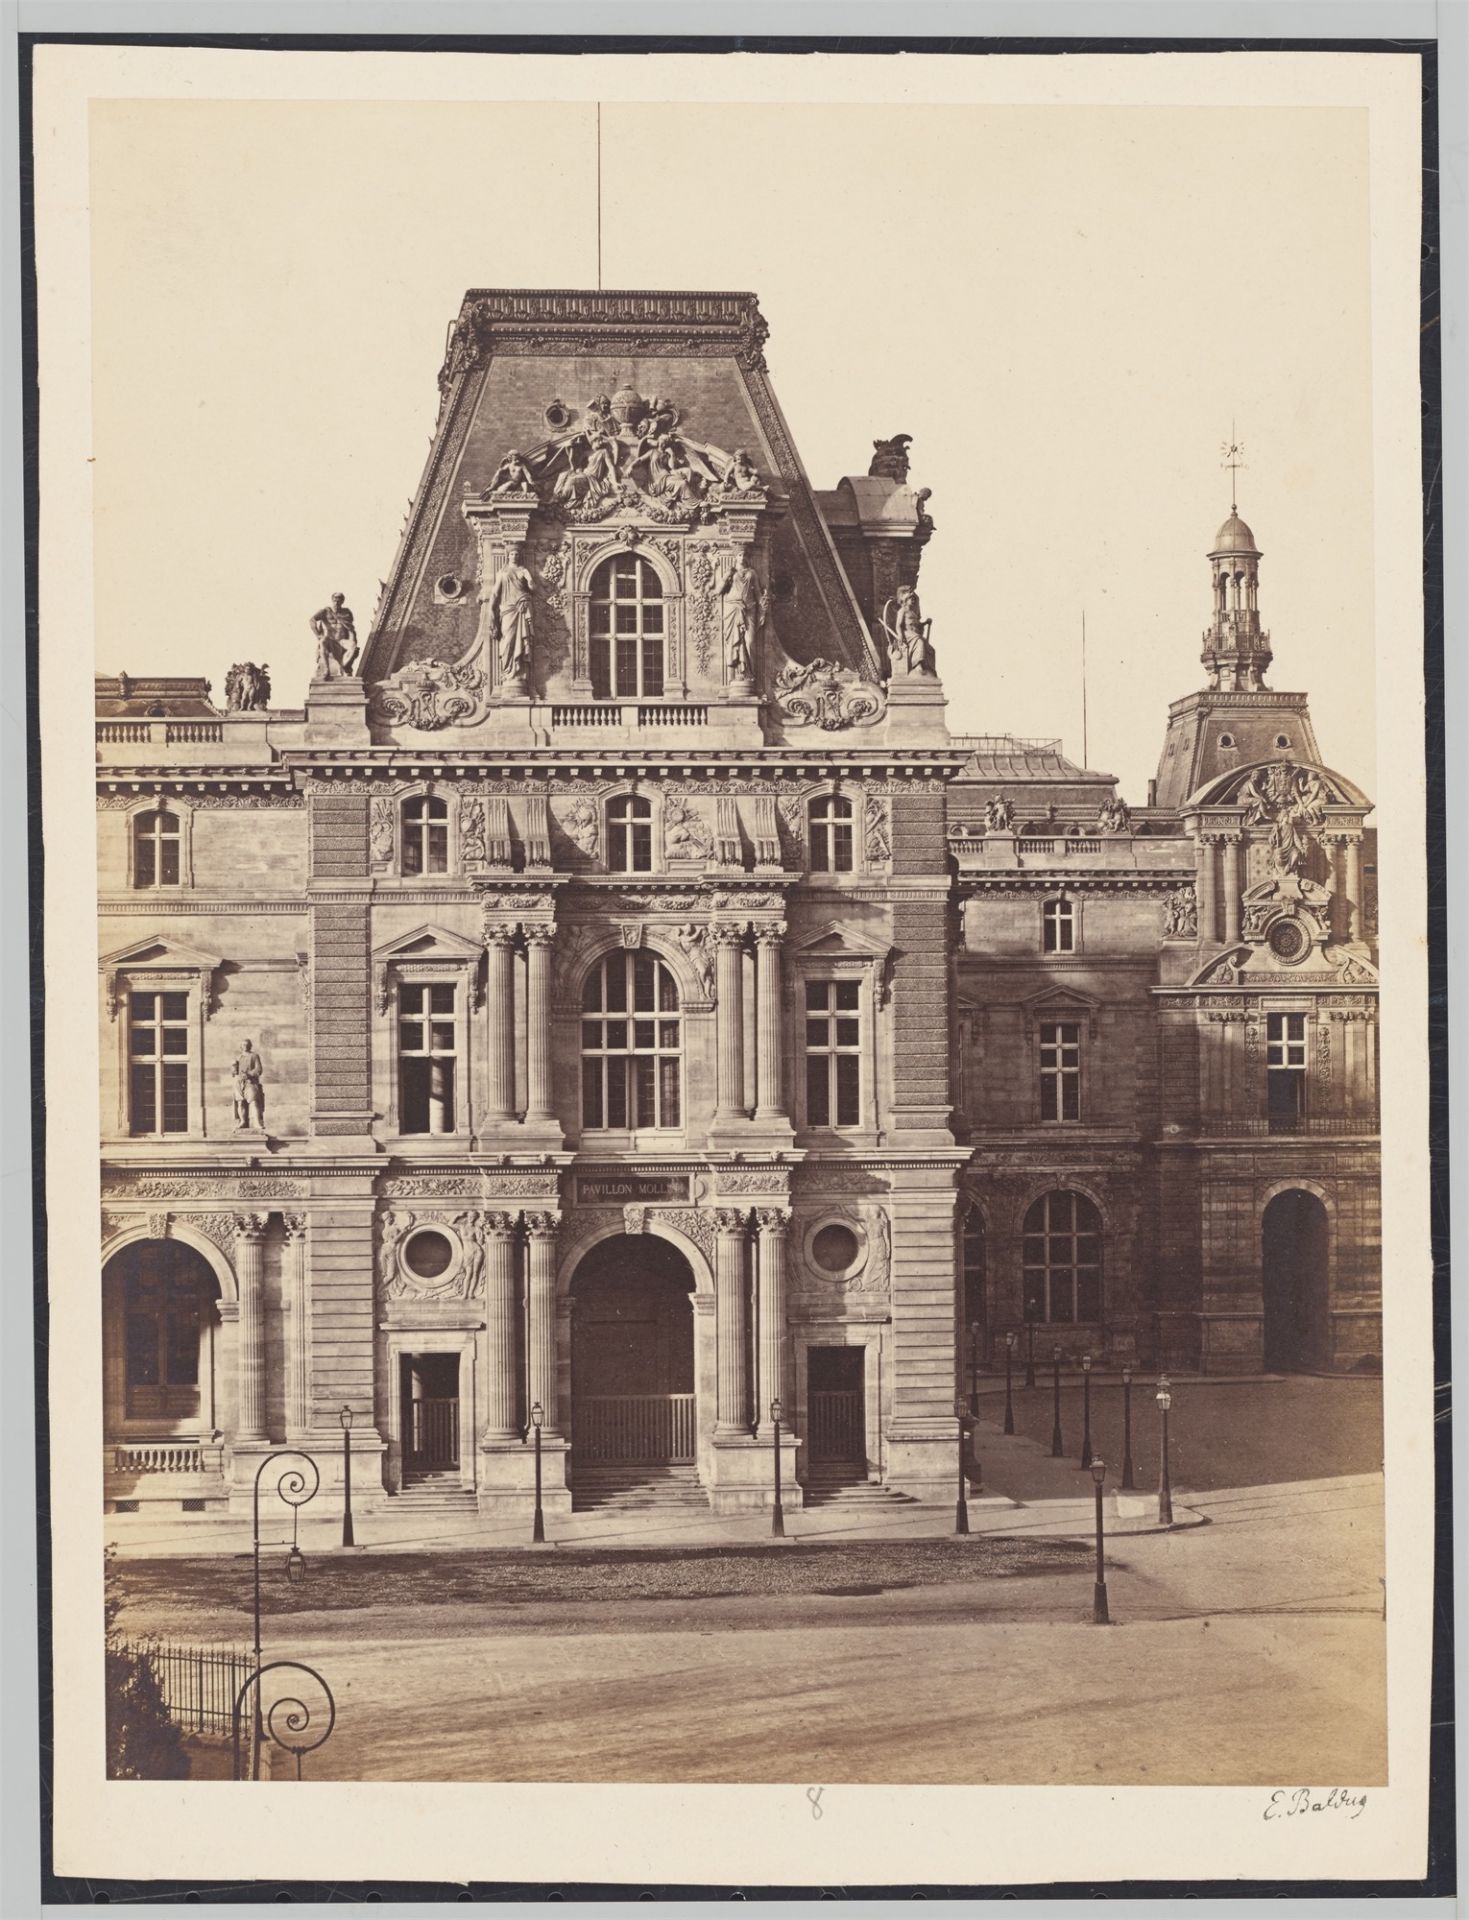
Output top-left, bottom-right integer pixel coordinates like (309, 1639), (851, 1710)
(114, 1474), (1385, 1787)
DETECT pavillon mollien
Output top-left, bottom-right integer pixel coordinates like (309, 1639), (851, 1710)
(96, 290), (1381, 1519)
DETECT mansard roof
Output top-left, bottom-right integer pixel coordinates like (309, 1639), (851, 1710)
(361, 289), (878, 686)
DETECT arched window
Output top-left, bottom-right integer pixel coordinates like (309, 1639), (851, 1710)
(114, 1240), (216, 1421)
(1023, 1190), (1102, 1324)
(402, 795), (449, 876)
(607, 794), (653, 873)
(590, 553), (665, 699)
(809, 794), (854, 873)
(581, 950), (681, 1131)
(961, 1208), (987, 1334)
(133, 808), (181, 887)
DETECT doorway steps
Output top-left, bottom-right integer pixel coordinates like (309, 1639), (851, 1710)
(801, 1465), (919, 1510)
(394, 1471), (478, 1513)
(571, 1463), (709, 1514)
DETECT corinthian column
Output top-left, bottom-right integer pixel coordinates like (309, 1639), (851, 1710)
(712, 923), (746, 1121)
(714, 1209), (750, 1435)
(1345, 836), (1364, 942)
(1221, 836), (1242, 944)
(524, 1212), (561, 1435)
(281, 1213), (310, 1439)
(481, 1212), (521, 1443)
(755, 1208), (791, 1434)
(232, 1213), (269, 1443)
(523, 927), (556, 1125)
(753, 922), (787, 1120)
(485, 926), (517, 1121)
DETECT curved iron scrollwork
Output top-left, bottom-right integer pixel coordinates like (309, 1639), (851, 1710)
(232, 1659), (337, 1782)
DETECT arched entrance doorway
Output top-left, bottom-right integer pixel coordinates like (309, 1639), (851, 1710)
(102, 1238), (223, 1440)
(570, 1234), (696, 1477)
(1262, 1190), (1331, 1371)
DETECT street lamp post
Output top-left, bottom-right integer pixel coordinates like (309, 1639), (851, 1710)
(770, 1398), (786, 1539)
(249, 1450), (319, 1781)
(1050, 1347), (1064, 1457)
(1079, 1352), (1093, 1469)
(1003, 1331), (1016, 1436)
(968, 1322), (982, 1416)
(954, 1398), (971, 1535)
(1156, 1375), (1174, 1526)
(1024, 1307), (1037, 1389)
(530, 1400), (545, 1544)
(1120, 1365), (1135, 1490)
(1091, 1457), (1110, 1625)
(337, 1405), (355, 1549)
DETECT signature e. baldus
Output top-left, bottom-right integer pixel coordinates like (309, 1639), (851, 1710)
(1264, 1787), (1368, 1822)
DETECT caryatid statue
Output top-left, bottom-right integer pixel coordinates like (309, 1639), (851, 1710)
(232, 1038), (266, 1131)
(310, 593), (359, 679)
(721, 554), (766, 683)
(490, 548), (536, 685)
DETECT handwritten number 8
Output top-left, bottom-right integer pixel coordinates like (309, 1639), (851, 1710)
(807, 1787), (824, 1821)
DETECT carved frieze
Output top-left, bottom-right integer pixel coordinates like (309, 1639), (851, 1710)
(101, 1176), (309, 1200)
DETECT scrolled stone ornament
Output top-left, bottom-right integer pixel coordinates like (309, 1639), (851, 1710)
(772, 658), (886, 731)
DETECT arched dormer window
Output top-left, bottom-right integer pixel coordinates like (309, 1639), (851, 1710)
(590, 553), (665, 700)
(809, 794), (854, 873)
(133, 808), (182, 888)
(581, 950), (682, 1131)
(402, 794), (449, 876)
(608, 794), (653, 873)
(1023, 1190), (1102, 1324)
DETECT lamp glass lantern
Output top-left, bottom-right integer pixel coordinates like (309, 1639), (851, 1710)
(1081, 1352), (1092, 1373)
(1005, 1330), (1015, 1351)
(530, 1401), (544, 1431)
(1157, 1379), (1173, 1412)
(1090, 1457), (1106, 1488)
(770, 1399), (783, 1425)
(338, 1404), (353, 1432)
(285, 1543), (307, 1586)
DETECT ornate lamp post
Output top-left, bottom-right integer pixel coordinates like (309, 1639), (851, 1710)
(954, 1397), (971, 1535)
(530, 1400), (546, 1544)
(968, 1322), (982, 1416)
(1120, 1365), (1136, 1490)
(247, 1450), (319, 1780)
(1091, 1457), (1110, 1625)
(1079, 1352), (1094, 1469)
(1003, 1330), (1016, 1436)
(770, 1398), (786, 1539)
(337, 1405), (355, 1549)
(1156, 1375), (1174, 1526)
(1024, 1306), (1037, 1390)
(1050, 1347), (1064, 1457)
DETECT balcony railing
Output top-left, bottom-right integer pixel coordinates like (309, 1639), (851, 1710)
(96, 720), (224, 746)
(1209, 1116), (1379, 1137)
(549, 703), (709, 731)
(112, 1442), (206, 1474)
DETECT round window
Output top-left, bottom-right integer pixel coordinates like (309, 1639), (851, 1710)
(1275, 734), (1292, 749)
(436, 573), (463, 600)
(1218, 733), (1235, 749)
(1268, 918), (1310, 963)
(403, 1230), (454, 1279)
(811, 1224), (860, 1274)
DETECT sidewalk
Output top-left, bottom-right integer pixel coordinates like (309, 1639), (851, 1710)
(104, 1410), (1202, 1558)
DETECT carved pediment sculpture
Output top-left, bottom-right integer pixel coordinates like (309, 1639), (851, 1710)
(773, 657), (886, 730)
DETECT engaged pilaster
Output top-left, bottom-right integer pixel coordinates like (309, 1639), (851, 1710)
(754, 1208), (791, 1434)
(1221, 835), (1242, 945)
(484, 926), (517, 1121)
(232, 1213), (269, 1443)
(481, 1212), (521, 1443)
(524, 1211), (561, 1434)
(753, 922), (787, 1121)
(282, 1213), (310, 1439)
(712, 923), (747, 1121)
(713, 1208), (750, 1434)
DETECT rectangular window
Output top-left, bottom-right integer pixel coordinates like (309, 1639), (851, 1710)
(805, 979), (862, 1128)
(1039, 1021), (1082, 1122)
(1042, 899), (1075, 953)
(399, 982), (457, 1134)
(128, 991), (190, 1136)
(1266, 1012), (1308, 1130)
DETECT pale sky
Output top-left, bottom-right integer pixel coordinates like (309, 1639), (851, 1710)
(88, 96), (1376, 799)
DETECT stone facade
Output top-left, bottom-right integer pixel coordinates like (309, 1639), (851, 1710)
(96, 290), (1379, 1518)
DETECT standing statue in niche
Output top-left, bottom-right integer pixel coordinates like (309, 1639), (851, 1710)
(310, 593), (359, 679)
(489, 548), (536, 684)
(232, 1039), (266, 1131)
(881, 584), (935, 676)
(721, 555), (766, 682)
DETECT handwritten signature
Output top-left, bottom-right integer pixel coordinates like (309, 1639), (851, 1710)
(1264, 1787), (1368, 1822)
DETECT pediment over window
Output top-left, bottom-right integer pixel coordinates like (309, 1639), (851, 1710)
(1021, 983), (1099, 1036)
(371, 923), (485, 1015)
(99, 935), (224, 1021)
(790, 921), (891, 961)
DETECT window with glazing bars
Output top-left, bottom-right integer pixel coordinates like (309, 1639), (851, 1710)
(133, 809), (181, 887)
(129, 991), (190, 1135)
(401, 795), (449, 876)
(1022, 1189), (1103, 1323)
(581, 951), (682, 1130)
(607, 794), (653, 873)
(1266, 1011), (1308, 1126)
(1042, 898), (1074, 953)
(399, 982), (457, 1133)
(589, 554), (665, 699)
(1039, 1020), (1082, 1121)
(808, 795), (855, 873)
(805, 979), (861, 1127)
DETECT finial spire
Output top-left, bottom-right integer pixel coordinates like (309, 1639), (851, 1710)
(1220, 423), (1246, 515)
